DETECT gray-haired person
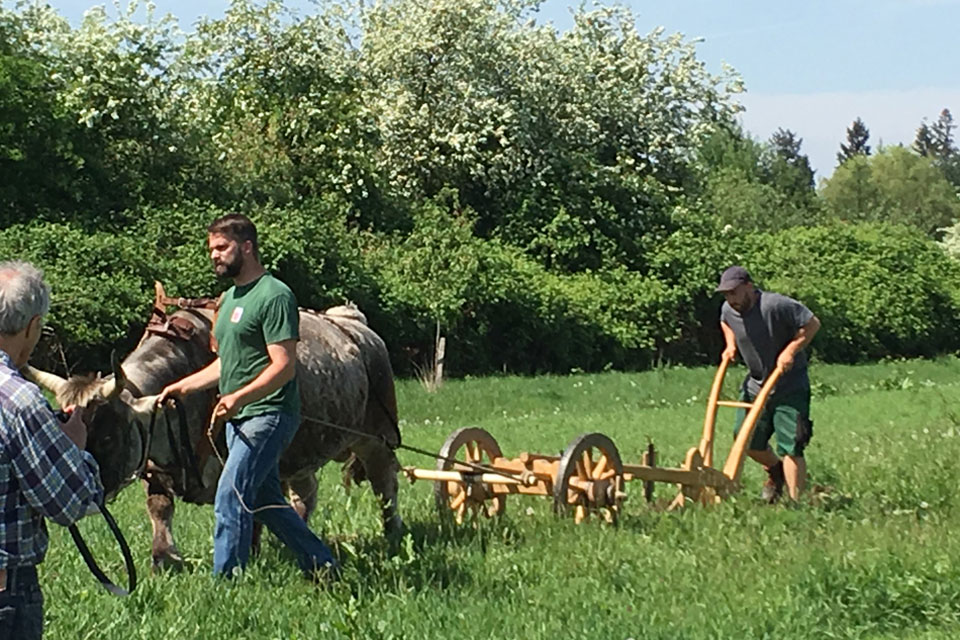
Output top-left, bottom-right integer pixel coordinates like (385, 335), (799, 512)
(716, 266), (820, 502)
(0, 261), (103, 639)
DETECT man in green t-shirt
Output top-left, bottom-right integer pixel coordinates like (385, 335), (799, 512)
(158, 214), (336, 578)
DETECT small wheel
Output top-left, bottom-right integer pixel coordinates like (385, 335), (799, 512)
(553, 433), (624, 524)
(434, 427), (506, 524)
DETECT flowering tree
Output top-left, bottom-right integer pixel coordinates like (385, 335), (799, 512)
(11, 1), (192, 215)
(356, 0), (742, 270)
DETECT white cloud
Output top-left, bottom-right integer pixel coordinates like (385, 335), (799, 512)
(736, 88), (960, 179)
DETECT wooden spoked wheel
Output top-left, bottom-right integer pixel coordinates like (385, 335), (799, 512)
(434, 427), (507, 524)
(553, 433), (625, 524)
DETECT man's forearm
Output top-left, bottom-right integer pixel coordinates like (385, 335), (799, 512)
(720, 321), (738, 354)
(230, 361), (294, 409)
(179, 358), (221, 394)
(784, 316), (821, 357)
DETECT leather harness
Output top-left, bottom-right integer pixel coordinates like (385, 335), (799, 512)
(141, 282), (222, 494)
(144, 281), (219, 351)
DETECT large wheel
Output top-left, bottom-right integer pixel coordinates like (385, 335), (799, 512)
(434, 427), (507, 524)
(553, 433), (625, 524)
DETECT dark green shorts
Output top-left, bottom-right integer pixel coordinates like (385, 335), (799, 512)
(733, 386), (813, 457)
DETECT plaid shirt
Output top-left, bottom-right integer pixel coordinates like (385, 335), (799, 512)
(0, 350), (103, 569)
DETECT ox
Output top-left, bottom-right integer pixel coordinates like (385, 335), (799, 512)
(28, 293), (402, 570)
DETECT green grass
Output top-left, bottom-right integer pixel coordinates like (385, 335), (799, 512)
(41, 357), (960, 639)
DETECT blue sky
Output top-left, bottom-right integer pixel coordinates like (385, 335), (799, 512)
(37, 0), (960, 178)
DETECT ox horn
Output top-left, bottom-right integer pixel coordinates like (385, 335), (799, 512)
(130, 394), (161, 416)
(22, 365), (68, 396)
(97, 351), (127, 401)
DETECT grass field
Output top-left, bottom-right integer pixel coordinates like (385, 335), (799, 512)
(41, 357), (960, 639)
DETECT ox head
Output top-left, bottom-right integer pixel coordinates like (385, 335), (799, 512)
(26, 360), (158, 500)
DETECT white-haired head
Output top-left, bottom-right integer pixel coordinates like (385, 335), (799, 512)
(0, 260), (51, 336)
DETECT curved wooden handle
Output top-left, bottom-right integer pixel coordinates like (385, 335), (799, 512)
(698, 355), (733, 467)
(721, 366), (785, 484)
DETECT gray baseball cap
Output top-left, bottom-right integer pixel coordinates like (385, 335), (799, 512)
(715, 265), (752, 292)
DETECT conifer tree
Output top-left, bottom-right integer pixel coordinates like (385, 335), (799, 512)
(837, 117), (870, 165)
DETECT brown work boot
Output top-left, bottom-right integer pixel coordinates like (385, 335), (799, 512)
(761, 461), (785, 504)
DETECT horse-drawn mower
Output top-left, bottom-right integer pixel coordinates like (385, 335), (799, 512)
(403, 357), (784, 524)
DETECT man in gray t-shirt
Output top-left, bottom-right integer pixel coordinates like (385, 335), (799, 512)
(716, 266), (821, 502)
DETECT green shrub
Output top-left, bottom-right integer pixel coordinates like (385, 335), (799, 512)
(820, 147), (960, 237)
(0, 222), (155, 368)
(364, 195), (700, 374)
(745, 223), (960, 362)
(5, 205), (960, 377)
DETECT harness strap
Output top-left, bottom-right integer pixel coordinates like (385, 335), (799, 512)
(145, 315), (200, 342)
(68, 501), (137, 597)
(153, 281), (219, 312)
(156, 399), (205, 494)
(148, 282), (221, 352)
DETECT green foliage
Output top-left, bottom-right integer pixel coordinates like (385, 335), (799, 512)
(19, 2), (196, 217)
(358, 0), (742, 270)
(3, 1), (960, 376)
(763, 127), (816, 207)
(700, 167), (819, 232)
(837, 116), (871, 166)
(746, 223), (960, 362)
(364, 192), (696, 374)
(0, 222), (154, 367)
(180, 1), (384, 219)
(924, 108), (960, 190)
(0, 9), (100, 224)
(695, 127), (822, 233)
(821, 146), (960, 236)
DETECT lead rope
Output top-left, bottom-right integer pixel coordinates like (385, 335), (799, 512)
(68, 502), (137, 597)
(297, 413), (531, 484)
(205, 416), (301, 516)
(205, 413), (531, 505)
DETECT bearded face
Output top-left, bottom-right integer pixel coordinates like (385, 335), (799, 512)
(723, 283), (756, 314)
(208, 232), (245, 279)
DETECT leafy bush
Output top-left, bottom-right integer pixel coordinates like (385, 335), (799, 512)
(363, 193), (689, 374)
(4, 208), (960, 376)
(745, 223), (960, 362)
(0, 200), (380, 372)
(0, 222), (155, 369)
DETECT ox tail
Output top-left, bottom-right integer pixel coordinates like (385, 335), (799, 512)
(341, 453), (367, 491)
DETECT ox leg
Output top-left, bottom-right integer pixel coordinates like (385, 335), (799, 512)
(144, 475), (184, 572)
(352, 441), (404, 540)
(285, 472), (318, 523)
(251, 522), (263, 557)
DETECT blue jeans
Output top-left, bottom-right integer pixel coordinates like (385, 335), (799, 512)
(0, 566), (43, 640)
(212, 412), (335, 576)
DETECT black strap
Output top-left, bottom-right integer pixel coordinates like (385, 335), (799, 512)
(160, 399), (204, 492)
(68, 502), (137, 597)
(174, 399), (204, 488)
